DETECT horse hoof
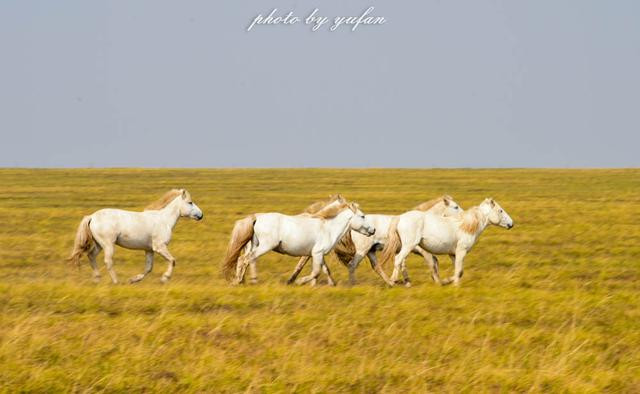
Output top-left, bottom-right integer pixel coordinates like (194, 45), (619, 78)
(160, 276), (170, 284)
(129, 275), (143, 284)
(404, 282), (412, 288)
(249, 278), (258, 285)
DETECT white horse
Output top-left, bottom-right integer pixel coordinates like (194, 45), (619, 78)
(245, 194), (346, 284)
(379, 198), (513, 286)
(68, 189), (203, 284)
(286, 195), (463, 287)
(222, 199), (375, 286)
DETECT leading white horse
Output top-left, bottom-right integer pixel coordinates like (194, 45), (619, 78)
(379, 198), (513, 286)
(68, 189), (203, 284)
(286, 195), (463, 287)
(222, 199), (375, 286)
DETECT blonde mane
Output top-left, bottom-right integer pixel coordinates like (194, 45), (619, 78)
(460, 207), (480, 234)
(413, 195), (452, 211)
(302, 194), (343, 215)
(144, 189), (184, 211)
(310, 201), (358, 219)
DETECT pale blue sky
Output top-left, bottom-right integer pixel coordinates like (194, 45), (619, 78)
(1, 0), (639, 167)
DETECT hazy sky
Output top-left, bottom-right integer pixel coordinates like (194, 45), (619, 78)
(1, 1), (639, 167)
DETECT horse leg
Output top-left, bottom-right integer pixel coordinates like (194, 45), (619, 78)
(400, 261), (412, 288)
(321, 261), (337, 286)
(129, 251), (154, 284)
(443, 250), (467, 286)
(440, 254), (457, 286)
(88, 244), (102, 283)
(236, 243), (272, 285)
(248, 261), (258, 284)
(103, 244), (118, 284)
(415, 247), (441, 285)
(347, 253), (365, 285)
(287, 256), (310, 285)
(296, 254), (324, 286)
(390, 246), (413, 286)
(367, 252), (394, 287)
(154, 244), (176, 284)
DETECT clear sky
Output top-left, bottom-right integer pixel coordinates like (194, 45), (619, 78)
(1, 0), (639, 167)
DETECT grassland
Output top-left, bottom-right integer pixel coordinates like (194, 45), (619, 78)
(0, 168), (639, 392)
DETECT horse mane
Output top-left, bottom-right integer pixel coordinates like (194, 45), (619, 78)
(333, 230), (356, 266)
(310, 201), (357, 219)
(302, 194), (344, 214)
(144, 189), (183, 211)
(460, 207), (480, 234)
(413, 195), (452, 211)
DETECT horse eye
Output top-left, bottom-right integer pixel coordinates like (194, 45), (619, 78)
(499, 209), (503, 213)
(189, 202), (194, 205)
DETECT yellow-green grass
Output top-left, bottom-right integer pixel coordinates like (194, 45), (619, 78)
(0, 169), (639, 392)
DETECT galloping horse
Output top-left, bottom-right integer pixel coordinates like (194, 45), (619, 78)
(68, 189), (203, 284)
(245, 194), (346, 284)
(222, 199), (375, 286)
(286, 195), (463, 286)
(379, 198), (513, 286)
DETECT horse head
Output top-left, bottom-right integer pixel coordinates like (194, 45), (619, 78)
(177, 189), (204, 221)
(482, 198), (513, 229)
(347, 202), (375, 236)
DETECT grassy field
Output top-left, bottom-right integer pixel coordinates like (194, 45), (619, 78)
(0, 168), (639, 392)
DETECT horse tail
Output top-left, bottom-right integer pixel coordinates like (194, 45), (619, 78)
(67, 215), (94, 268)
(222, 214), (256, 281)
(333, 231), (356, 267)
(379, 216), (401, 268)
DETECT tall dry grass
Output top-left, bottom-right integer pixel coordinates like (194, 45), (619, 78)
(0, 168), (639, 392)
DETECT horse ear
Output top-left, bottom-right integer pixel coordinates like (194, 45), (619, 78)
(488, 198), (495, 207)
(181, 189), (187, 199)
(444, 197), (450, 206)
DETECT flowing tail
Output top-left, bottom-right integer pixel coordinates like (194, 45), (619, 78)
(378, 216), (401, 268)
(333, 231), (356, 267)
(67, 215), (94, 268)
(221, 214), (256, 281)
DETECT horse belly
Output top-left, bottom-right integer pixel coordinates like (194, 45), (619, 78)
(420, 222), (457, 255)
(116, 233), (151, 250)
(420, 238), (455, 255)
(277, 237), (314, 256)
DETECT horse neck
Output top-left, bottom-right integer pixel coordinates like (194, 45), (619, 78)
(426, 202), (450, 216)
(158, 198), (182, 228)
(466, 206), (490, 236)
(323, 209), (354, 245)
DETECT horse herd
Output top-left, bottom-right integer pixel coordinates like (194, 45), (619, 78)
(69, 189), (514, 287)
